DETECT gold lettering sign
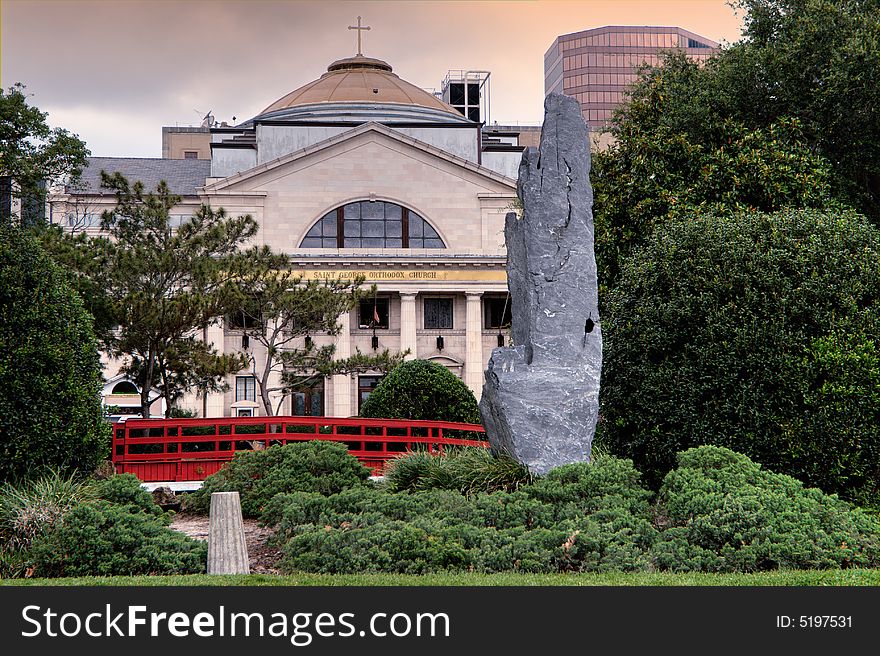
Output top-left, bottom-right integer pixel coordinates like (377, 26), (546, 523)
(290, 269), (507, 282)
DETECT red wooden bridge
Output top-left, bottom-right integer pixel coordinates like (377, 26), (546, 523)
(112, 416), (487, 482)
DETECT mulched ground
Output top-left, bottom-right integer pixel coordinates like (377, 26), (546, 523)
(170, 513), (282, 574)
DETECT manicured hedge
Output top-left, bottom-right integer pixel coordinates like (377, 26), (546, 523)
(0, 226), (108, 481)
(360, 359), (481, 425)
(601, 208), (880, 503)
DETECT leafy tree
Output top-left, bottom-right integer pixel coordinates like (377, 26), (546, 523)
(726, 0), (880, 218)
(360, 359), (481, 424)
(0, 84), (89, 226)
(592, 53), (836, 289)
(0, 226), (107, 482)
(34, 224), (117, 346)
(230, 266), (406, 415)
(96, 173), (256, 417)
(600, 208), (880, 502)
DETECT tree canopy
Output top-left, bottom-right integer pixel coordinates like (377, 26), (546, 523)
(0, 84), (89, 226)
(0, 226), (107, 481)
(600, 208), (880, 504)
(90, 173), (258, 417)
(229, 265), (406, 416)
(592, 0), (880, 289)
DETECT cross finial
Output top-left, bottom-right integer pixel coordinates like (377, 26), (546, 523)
(348, 16), (371, 56)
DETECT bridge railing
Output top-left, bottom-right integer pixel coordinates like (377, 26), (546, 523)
(111, 416), (487, 482)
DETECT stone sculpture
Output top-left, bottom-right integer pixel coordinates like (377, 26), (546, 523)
(479, 92), (601, 475)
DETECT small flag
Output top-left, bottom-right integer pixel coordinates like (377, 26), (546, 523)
(373, 303), (380, 325)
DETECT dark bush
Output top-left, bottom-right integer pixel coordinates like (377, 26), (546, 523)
(93, 474), (164, 517)
(359, 359), (481, 425)
(601, 208), (880, 501)
(27, 500), (206, 577)
(0, 226), (108, 482)
(653, 446), (880, 572)
(187, 441), (371, 517)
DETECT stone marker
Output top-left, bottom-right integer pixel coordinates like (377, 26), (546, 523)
(207, 491), (249, 575)
(479, 92), (601, 475)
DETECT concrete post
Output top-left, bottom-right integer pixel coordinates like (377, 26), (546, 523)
(207, 491), (249, 575)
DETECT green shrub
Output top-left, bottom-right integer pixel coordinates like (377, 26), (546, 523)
(187, 441), (371, 517)
(0, 226), (108, 481)
(0, 469), (94, 558)
(269, 455), (660, 575)
(93, 473), (163, 517)
(652, 446), (880, 572)
(360, 359), (481, 425)
(27, 500), (206, 577)
(601, 208), (880, 500)
(385, 447), (532, 494)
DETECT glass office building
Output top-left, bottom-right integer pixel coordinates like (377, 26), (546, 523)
(545, 26), (719, 130)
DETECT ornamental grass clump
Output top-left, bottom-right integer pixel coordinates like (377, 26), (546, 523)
(0, 469), (94, 556)
(384, 447), (533, 494)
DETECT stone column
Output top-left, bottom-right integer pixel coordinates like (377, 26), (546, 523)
(465, 292), (484, 399)
(400, 292), (418, 360)
(331, 311), (352, 417)
(204, 322), (226, 417)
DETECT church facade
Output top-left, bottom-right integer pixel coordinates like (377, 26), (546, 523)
(53, 52), (526, 419)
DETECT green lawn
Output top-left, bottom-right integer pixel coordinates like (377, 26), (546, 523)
(5, 569), (880, 586)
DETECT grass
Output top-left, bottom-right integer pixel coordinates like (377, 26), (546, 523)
(385, 446), (533, 493)
(5, 569), (880, 586)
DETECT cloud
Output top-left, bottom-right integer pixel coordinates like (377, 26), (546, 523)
(2, 0), (743, 157)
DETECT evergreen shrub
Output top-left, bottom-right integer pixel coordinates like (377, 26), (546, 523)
(269, 456), (659, 574)
(652, 446), (880, 572)
(601, 208), (880, 501)
(266, 448), (880, 575)
(27, 501), (206, 577)
(359, 359), (481, 425)
(0, 226), (108, 481)
(186, 441), (371, 517)
(93, 473), (164, 517)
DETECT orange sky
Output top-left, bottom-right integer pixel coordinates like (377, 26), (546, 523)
(1, 0), (745, 156)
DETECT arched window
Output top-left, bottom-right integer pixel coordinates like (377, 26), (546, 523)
(111, 381), (139, 395)
(300, 201), (445, 249)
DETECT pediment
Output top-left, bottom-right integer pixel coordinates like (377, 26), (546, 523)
(203, 122), (516, 194)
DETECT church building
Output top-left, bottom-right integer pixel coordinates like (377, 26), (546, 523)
(54, 37), (527, 419)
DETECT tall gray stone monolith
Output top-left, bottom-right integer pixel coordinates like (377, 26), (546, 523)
(479, 92), (601, 475)
(207, 491), (249, 575)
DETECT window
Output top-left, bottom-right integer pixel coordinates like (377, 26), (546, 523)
(300, 201), (445, 249)
(484, 296), (512, 330)
(111, 381), (139, 395)
(235, 376), (256, 402)
(67, 212), (100, 228)
(358, 297), (389, 329)
(290, 378), (324, 416)
(183, 151), (199, 159)
(228, 308), (262, 330)
(358, 375), (384, 411)
(424, 298), (453, 329)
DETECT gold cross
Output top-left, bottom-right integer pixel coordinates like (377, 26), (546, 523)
(348, 16), (371, 56)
